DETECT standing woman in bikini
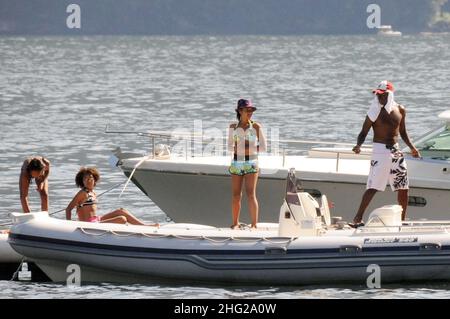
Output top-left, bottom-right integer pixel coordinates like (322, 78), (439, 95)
(228, 99), (267, 229)
(65, 167), (157, 225)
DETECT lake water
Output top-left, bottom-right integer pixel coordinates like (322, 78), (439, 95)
(1, 34), (450, 298)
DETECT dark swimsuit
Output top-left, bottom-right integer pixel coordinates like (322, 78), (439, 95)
(78, 188), (100, 222)
(78, 188), (98, 208)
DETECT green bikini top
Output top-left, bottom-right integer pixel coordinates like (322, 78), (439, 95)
(232, 120), (258, 144)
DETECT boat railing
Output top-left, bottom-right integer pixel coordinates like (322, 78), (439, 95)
(105, 125), (372, 172)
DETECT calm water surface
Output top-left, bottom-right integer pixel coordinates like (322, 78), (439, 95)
(1, 34), (450, 298)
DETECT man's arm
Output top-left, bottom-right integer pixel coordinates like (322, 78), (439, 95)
(19, 172), (31, 213)
(353, 116), (373, 154)
(399, 106), (421, 158)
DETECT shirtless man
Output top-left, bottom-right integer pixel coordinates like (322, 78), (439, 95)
(350, 81), (421, 227)
(19, 156), (51, 213)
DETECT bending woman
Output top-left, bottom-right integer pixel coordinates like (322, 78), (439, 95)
(19, 156), (51, 213)
(66, 167), (157, 226)
(228, 99), (267, 229)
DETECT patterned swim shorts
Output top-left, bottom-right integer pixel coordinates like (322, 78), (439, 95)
(367, 143), (409, 191)
(229, 159), (259, 176)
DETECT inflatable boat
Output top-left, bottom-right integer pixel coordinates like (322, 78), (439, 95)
(8, 170), (450, 285)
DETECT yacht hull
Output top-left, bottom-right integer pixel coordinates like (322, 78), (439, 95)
(125, 167), (450, 226)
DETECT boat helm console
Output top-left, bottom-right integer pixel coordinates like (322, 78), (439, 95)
(278, 168), (405, 237)
(278, 168), (332, 237)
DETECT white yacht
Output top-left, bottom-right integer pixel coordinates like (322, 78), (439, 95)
(377, 25), (402, 36)
(111, 111), (450, 226)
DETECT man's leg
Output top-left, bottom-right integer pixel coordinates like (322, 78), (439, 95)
(353, 146), (389, 225)
(353, 188), (378, 223)
(397, 189), (408, 220)
(390, 151), (409, 221)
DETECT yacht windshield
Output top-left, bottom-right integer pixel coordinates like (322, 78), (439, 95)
(416, 125), (450, 160)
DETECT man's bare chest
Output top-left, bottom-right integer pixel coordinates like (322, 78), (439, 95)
(375, 108), (402, 128)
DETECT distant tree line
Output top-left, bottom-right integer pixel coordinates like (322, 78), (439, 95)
(0, 0), (449, 35)
(429, 0), (450, 31)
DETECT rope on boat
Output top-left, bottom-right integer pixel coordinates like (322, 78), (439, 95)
(77, 227), (295, 244)
(229, 237), (264, 242)
(110, 230), (141, 237)
(201, 236), (232, 243)
(170, 234), (205, 240)
(78, 228), (110, 236)
(260, 237), (294, 244)
(119, 157), (150, 198)
(140, 232), (170, 238)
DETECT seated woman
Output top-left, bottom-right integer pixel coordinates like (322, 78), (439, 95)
(65, 167), (158, 226)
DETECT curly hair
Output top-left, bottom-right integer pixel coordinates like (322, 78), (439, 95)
(75, 167), (100, 188)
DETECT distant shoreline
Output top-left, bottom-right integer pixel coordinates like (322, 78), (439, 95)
(1, 0), (449, 36)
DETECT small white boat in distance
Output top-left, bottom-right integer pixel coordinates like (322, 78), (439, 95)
(9, 170), (450, 285)
(111, 111), (450, 226)
(377, 25), (402, 36)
